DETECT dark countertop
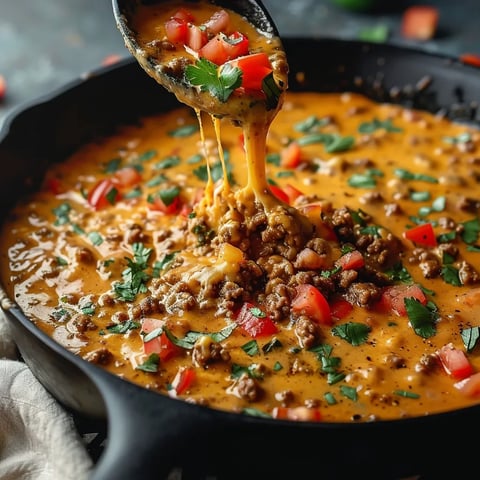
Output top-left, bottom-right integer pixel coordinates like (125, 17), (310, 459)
(1, 0), (480, 130)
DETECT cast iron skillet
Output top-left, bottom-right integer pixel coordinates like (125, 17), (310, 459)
(1, 38), (480, 480)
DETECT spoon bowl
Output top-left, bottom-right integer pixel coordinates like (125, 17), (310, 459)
(111, 0), (287, 122)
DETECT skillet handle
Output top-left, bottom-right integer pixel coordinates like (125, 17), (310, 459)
(89, 371), (213, 480)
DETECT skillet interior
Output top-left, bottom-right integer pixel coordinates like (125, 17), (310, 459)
(1, 38), (480, 479)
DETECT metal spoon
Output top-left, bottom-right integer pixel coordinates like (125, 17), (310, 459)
(111, 0), (287, 121)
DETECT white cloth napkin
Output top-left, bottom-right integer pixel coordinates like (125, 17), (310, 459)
(0, 313), (94, 480)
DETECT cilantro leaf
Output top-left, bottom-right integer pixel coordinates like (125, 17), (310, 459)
(262, 72), (282, 110)
(404, 297), (437, 338)
(462, 327), (480, 353)
(186, 58), (242, 103)
(331, 322), (370, 346)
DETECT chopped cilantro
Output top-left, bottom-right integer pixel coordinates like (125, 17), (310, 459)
(393, 168), (438, 183)
(358, 117), (402, 134)
(324, 392), (337, 405)
(262, 337), (282, 353)
(294, 115), (329, 133)
(340, 385), (358, 402)
(242, 339), (259, 356)
(262, 72), (282, 110)
(394, 390), (420, 399)
(154, 155), (181, 170)
(168, 124), (199, 138)
(331, 322), (370, 346)
(461, 217), (480, 244)
(108, 320), (141, 334)
(186, 58), (242, 103)
(114, 242), (152, 302)
(103, 158), (121, 173)
(136, 353), (159, 373)
(88, 231), (103, 246)
(404, 297), (437, 338)
(242, 408), (271, 418)
(462, 327), (480, 353)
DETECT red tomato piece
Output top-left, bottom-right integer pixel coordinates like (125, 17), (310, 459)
(87, 178), (121, 210)
(169, 367), (196, 396)
(454, 372), (480, 397)
(291, 284), (332, 325)
(148, 194), (180, 214)
(335, 250), (365, 270)
(378, 284), (427, 317)
(44, 177), (64, 195)
(229, 53), (272, 91)
(403, 222), (437, 247)
(269, 184), (289, 204)
(460, 53), (480, 68)
(142, 318), (180, 361)
(186, 24), (207, 51)
(101, 54), (121, 66)
(235, 302), (278, 338)
(282, 184), (304, 205)
(113, 166), (142, 188)
(199, 32), (249, 65)
(0, 75), (6, 101)
(165, 17), (189, 44)
(401, 6), (439, 40)
(172, 7), (195, 23)
(203, 9), (230, 34)
(437, 344), (473, 380)
(272, 406), (322, 422)
(329, 297), (353, 320)
(280, 142), (302, 169)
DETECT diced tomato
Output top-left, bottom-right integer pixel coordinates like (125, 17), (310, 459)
(291, 284), (332, 325)
(269, 184), (289, 204)
(280, 142), (302, 169)
(165, 17), (189, 44)
(199, 32), (249, 65)
(335, 250), (365, 270)
(272, 406), (322, 422)
(454, 372), (480, 397)
(437, 344), (474, 380)
(329, 297), (353, 320)
(378, 284), (427, 317)
(403, 222), (437, 247)
(113, 166), (142, 188)
(282, 184), (304, 204)
(401, 5), (439, 40)
(203, 9), (230, 34)
(148, 193), (181, 214)
(229, 52), (272, 91)
(460, 53), (480, 68)
(186, 24), (207, 51)
(87, 178), (121, 210)
(101, 54), (121, 66)
(169, 366), (196, 396)
(142, 318), (180, 361)
(44, 177), (64, 195)
(0, 75), (6, 101)
(235, 302), (278, 338)
(172, 7), (195, 23)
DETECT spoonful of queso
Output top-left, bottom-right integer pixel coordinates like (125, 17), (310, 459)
(112, 0), (312, 234)
(112, 0), (288, 125)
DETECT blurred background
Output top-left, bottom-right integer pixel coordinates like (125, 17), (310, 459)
(1, 0), (480, 130)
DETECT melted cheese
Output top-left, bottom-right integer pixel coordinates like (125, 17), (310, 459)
(2, 0), (480, 423)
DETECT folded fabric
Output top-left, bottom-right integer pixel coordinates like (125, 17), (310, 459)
(0, 313), (94, 480)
